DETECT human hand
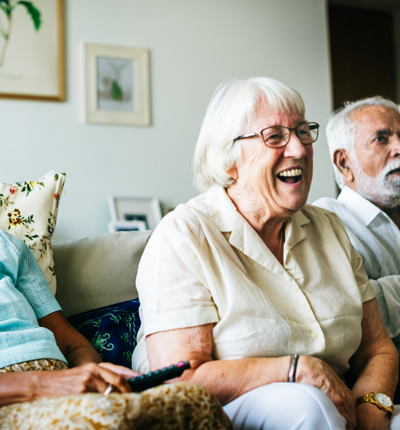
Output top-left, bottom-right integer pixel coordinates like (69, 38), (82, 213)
(98, 362), (141, 380)
(32, 362), (139, 398)
(296, 355), (356, 430)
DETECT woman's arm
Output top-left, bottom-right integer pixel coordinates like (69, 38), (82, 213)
(38, 311), (102, 367)
(0, 362), (140, 407)
(349, 298), (399, 429)
(146, 323), (356, 428)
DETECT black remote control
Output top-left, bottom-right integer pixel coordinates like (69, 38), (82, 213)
(128, 361), (191, 392)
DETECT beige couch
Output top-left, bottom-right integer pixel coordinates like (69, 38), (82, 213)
(53, 230), (151, 318)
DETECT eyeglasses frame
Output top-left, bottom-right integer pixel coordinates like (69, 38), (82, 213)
(233, 122), (320, 148)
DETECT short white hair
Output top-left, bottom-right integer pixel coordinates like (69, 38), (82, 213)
(326, 96), (400, 189)
(193, 76), (306, 192)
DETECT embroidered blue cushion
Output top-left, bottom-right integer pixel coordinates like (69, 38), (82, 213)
(67, 299), (141, 367)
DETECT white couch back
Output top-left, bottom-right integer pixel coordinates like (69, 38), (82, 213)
(53, 231), (151, 317)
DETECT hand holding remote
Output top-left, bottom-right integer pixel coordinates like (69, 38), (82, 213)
(128, 361), (191, 392)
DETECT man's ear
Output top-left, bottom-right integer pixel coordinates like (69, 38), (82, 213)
(333, 149), (354, 184)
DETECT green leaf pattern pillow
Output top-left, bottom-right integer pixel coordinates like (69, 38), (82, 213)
(0, 173), (66, 294)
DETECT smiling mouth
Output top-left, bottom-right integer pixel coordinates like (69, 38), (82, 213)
(277, 168), (303, 183)
(388, 168), (400, 176)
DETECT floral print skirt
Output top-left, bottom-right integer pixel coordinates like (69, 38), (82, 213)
(0, 359), (232, 430)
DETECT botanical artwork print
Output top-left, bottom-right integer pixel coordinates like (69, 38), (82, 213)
(96, 56), (135, 112)
(0, 0), (41, 67)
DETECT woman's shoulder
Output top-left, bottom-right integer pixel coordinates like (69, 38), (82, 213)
(158, 193), (211, 232)
(301, 203), (347, 231)
(0, 230), (26, 254)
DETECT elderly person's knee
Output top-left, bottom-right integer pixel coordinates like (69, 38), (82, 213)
(224, 383), (346, 430)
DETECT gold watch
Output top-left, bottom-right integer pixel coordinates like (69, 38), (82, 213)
(355, 392), (394, 416)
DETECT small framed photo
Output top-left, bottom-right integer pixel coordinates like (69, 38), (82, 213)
(108, 197), (162, 230)
(0, 0), (65, 101)
(85, 43), (150, 126)
(108, 220), (147, 233)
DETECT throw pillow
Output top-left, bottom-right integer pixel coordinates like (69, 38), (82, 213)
(0, 172), (66, 294)
(67, 299), (141, 367)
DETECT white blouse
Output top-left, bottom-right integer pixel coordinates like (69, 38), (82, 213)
(132, 186), (376, 375)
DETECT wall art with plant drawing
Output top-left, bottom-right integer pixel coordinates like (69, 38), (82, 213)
(0, 0), (41, 67)
(0, 0), (64, 101)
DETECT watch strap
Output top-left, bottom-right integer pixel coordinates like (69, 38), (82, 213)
(355, 392), (393, 416)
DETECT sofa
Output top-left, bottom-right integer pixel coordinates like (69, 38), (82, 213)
(53, 230), (151, 367)
(54, 230), (150, 318)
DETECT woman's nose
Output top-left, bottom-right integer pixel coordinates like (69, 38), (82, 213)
(283, 131), (308, 158)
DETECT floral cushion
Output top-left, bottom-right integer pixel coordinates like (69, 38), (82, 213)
(67, 299), (141, 367)
(0, 172), (66, 294)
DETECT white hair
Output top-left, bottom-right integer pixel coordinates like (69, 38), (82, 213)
(326, 96), (400, 189)
(193, 76), (306, 192)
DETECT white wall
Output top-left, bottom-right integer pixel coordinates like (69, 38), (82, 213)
(0, 0), (335, 240)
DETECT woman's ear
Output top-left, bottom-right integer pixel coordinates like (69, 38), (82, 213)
(227, 166), (238, 181)
(333, 149), (354, 185)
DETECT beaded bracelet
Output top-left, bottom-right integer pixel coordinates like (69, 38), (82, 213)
(288, 354), (299, 383)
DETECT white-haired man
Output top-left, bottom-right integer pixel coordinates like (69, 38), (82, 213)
(313, 97), (400, 360)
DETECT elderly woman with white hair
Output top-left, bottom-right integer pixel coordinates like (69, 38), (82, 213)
(132, 77), (399, 430)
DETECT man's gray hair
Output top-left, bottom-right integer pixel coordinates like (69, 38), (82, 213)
(193, 76), (306, 192)
(326, 96), (400, 189)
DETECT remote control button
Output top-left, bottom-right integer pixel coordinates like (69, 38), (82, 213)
(154, 370), (161, 374)
(161, 367), (167, 371)
(139, 375), (145, 380)
(168, 365), (175, 369)
(147, 372), (153, 377)
(177, 361), (184, 367)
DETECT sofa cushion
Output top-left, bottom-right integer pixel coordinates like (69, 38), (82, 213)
(0, 172), (66, 294)
(53, 230), (151, 317)
(67, 299), (141, 366)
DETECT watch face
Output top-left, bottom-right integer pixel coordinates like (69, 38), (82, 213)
(375, 393), (393, 407)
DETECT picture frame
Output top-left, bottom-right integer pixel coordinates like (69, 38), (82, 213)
(108, 196), (162, 230)
(85, 43), (150, 126)
(108, 220), (147, 233)
(0, 0), (65, 101)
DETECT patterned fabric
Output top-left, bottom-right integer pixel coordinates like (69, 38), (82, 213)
(0, 172), (66, 294)
(0, 360), (232, 430)
(0, 359), (68, 373)
(67, 300), (141, 367)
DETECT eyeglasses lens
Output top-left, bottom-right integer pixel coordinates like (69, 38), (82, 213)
(261, 123), (318, 147)
(297, 123), (318, 144)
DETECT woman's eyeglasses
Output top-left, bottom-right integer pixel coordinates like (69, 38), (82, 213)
(233, 122), (319, 148)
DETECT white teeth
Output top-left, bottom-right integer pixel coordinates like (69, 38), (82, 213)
(278, 168), (302, 177)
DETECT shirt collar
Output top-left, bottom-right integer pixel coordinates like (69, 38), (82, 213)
(204, 185), (310, 268)
(205, 185), (237, 232)
(338, 186), (382, 226)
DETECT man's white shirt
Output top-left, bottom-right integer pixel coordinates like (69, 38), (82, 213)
(314, 186), (400, 353)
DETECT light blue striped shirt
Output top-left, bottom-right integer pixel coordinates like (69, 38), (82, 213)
(0, 230), (67, 368)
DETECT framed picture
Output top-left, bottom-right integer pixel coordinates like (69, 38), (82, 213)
(108, 220), (147, 233)
(108, 196), (162, 230)
(0, 0), (64, 101)
(85, 43), (150, 126)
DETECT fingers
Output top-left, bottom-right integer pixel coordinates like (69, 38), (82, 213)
(98, 362), (141, 379)
(296, 356), (356, 429)
(94, 364), (132, 393)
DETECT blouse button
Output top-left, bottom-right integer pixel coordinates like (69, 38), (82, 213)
(310, 331), (318, 339)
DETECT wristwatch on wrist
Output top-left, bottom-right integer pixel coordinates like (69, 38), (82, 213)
(355, 392), (394, 417)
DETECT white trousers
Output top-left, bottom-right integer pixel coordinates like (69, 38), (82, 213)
(223, 383), (400, 430)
